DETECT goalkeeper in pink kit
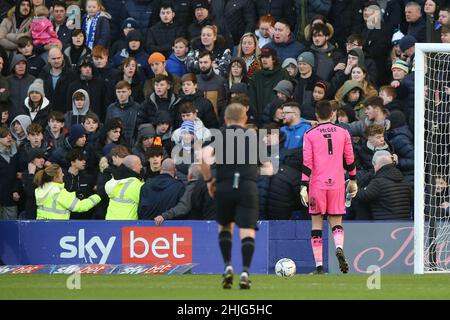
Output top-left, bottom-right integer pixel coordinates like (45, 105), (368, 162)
(300, 101), (358, 274)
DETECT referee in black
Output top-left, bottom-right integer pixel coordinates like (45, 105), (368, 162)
(200, 103), (272, 290)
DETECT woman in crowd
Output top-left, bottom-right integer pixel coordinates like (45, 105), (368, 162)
(34, 164), (101, 220)
(226, 57), (249, 91)
(236, 32), (261, 78)
(186, 24), (231, 77)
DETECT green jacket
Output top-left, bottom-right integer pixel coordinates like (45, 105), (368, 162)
(105, 177), (143, 220)
(249, 66), (291, 116)
(35, 182), (101, 220)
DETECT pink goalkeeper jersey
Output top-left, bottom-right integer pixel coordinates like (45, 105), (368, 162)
(301, 122), (356, 190)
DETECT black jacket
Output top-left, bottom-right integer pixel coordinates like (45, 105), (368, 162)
(361, 24), (392, 85)
(328, 0), (365, 51)
(187, 15), (233, 50)
(255, 0), (296, 31)
(211, 0), (256, 45)
(50, 138), (87, 170)
(407, 18), (427, 43)
(386, 124), (414, 184)
(355, 164), (412, 220)
(264, 149), (303, 220)
(138, 92), (180, 128)
(17, 141), (50, 173)
(63, 169), (96, 201)
(152, 0), (193, 28)
(22, 170), (37, 219)
(24, 54), (46, 78)
(104, 98), (141, 148)
(138, 173), (185, 220)
(145, 21), (185, 58)
(66, 76), (108, 121)
(189, 179), (216, 220)
(38, 63), (76, 113)
(0, 147), (20, 207)
(95, 65), (122, 106)
(94, 160), (119, 219)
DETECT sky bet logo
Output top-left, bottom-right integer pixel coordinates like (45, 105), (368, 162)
(122, 227), (192, 264)
(59, 227), (192, 264)
(59, 229), (116, 264)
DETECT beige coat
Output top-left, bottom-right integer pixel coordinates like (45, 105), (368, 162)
(0, 7), (32, 51)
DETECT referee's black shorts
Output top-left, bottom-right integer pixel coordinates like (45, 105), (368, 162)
(215, 179), (259, 229)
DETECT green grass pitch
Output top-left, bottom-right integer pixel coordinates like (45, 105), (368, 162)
(0, 274), (449, 299)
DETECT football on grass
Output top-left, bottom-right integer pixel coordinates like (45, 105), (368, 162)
(275, 258), (296, 277)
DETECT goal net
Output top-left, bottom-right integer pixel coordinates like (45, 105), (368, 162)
(415, 44), (450, 273)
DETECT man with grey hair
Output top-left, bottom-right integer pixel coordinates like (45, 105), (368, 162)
(105, 155), (144, 220)
(353, 150), (412, 220)
(405, 1), (426, 42)
(154, 164), (216, 225)
(138, 158), (185, 220)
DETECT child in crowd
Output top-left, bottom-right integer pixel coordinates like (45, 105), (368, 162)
(308, 80), (328, 120)
(171, 102), (211, 145)
(379, 85), (405, 115)
(153, 110), (173, 157)
(82, 112), (100, 144)
(30, 5), (62, 50)
(166, 37), (190, 78)
(82, 0), (111, 50)
(16, 36), (45, 77)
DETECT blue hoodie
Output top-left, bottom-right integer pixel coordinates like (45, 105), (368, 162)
(166, 52), (188, 78)
(280, 118), (311, 149)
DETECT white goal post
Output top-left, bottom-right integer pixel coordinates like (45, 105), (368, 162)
(415, 43), (450, 274)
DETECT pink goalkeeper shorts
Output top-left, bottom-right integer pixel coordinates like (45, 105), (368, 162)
(308, 187), (346, 215)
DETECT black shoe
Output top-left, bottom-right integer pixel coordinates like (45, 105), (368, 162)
(336, 247), (349, 273)
(222, 266), (233, 289)
(310, 265), (324, 274)
(239, 272), (251, 289)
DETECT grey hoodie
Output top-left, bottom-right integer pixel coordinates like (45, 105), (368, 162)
(9, 114), (32, 144)
(349, 47), (366, 67)
(8, 53), (27, 74)
(71, 89), (90, 115)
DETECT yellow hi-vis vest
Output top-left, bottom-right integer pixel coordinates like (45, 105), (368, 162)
(105, 177), (143, 220)
(35, 182), (101, 220)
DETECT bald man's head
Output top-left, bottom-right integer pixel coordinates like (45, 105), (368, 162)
(48, 47), (64, 69)
(160, 158), (176, 177)
(123, 155), (143, 174)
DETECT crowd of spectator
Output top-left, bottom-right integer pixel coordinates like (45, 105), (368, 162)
(1, 0), (449, 222)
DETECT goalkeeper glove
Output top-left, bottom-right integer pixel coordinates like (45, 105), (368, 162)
(346, 180), (358, 198)
(300, 186), (308, 207)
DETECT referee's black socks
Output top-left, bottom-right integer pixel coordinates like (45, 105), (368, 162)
(241, 237), (255, 274)
(218, 230), (232, 267)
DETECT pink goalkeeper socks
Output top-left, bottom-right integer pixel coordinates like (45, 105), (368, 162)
(333, 227), (344, 249)
(311, 237), (323, 267)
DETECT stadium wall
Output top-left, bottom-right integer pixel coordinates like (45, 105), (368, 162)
(0, 220), (417, 274)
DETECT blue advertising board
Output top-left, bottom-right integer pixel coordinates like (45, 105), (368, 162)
(0, 220), (269, 274)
